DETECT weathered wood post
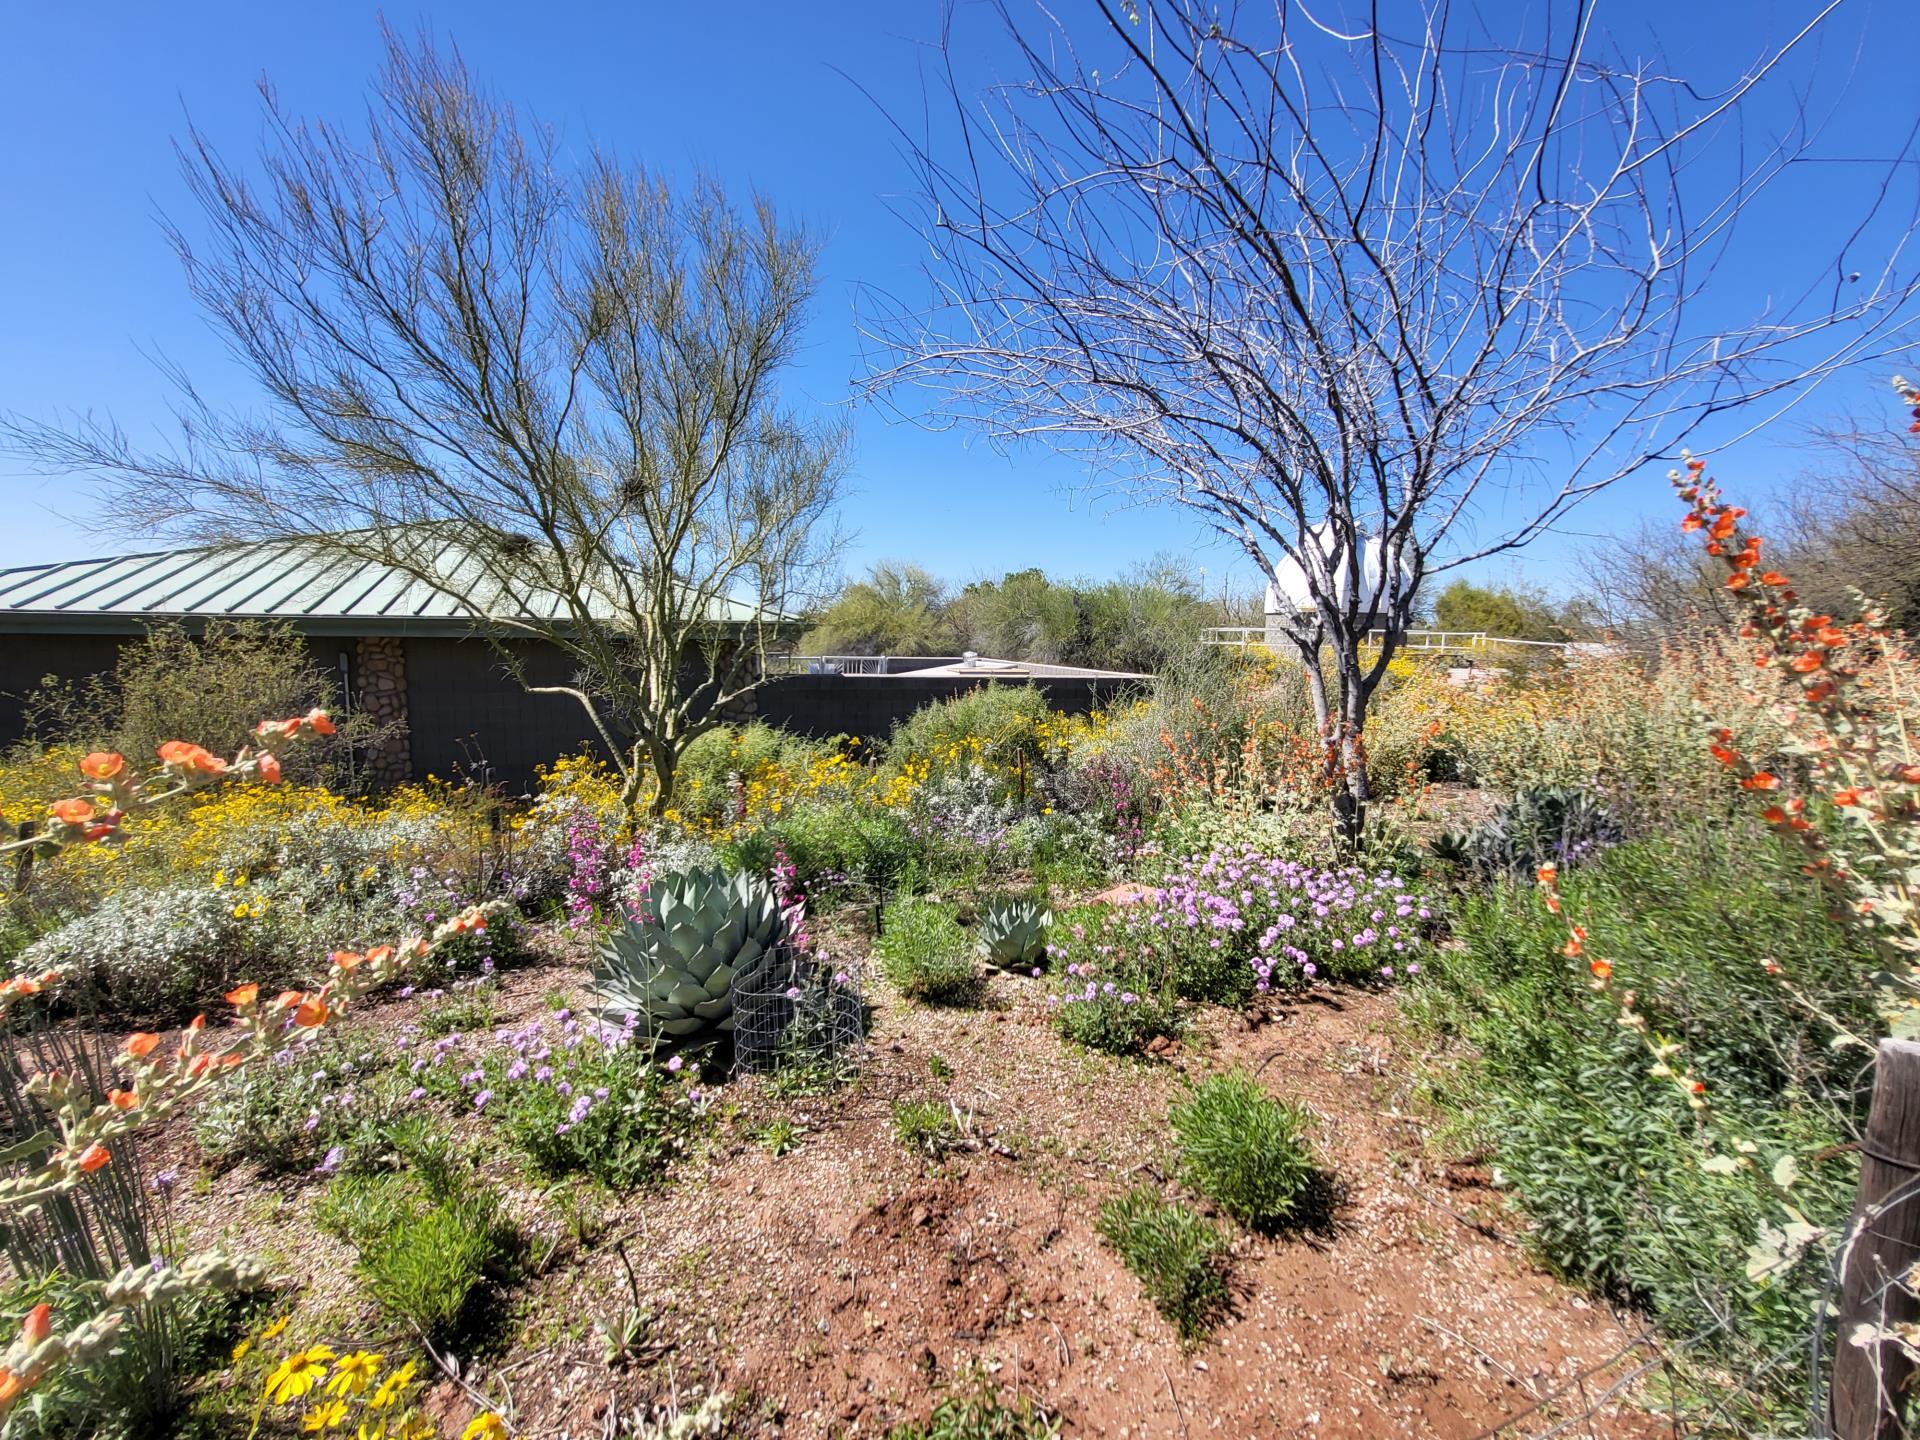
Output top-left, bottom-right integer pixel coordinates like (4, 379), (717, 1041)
(1832, 1038), (1920, 1439)
(10, 820), (34, 892)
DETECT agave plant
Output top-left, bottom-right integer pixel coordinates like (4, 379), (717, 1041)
(976, 895), (1052, 970)
(591, 865), (787, 1043)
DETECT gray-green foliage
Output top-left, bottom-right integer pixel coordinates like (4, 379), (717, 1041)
(591, 865), (786, 1042)
(1430, 786), (1623, 878)
(1095, 1187), (1231, 1342)
(21, 885), (269, 1017)
(877, 897), (980, 1005)
(1169, 1073), (1317, 1233)
(195, 1030), (416, 1173)
(976, 895), (1051, 970)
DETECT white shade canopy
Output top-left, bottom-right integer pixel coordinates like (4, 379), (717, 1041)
(1264, 525), (1415, 625)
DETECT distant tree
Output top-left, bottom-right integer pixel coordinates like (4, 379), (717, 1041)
(1776, 406), (1920, 632)
(1431, 581), (1571, 644)
(2, 32), (845, 818)
(802, 562), (959, 656)
(1069, 558), (1218, 674)
(951, 569), (1083, 662)
(868, 1), (1917, 841)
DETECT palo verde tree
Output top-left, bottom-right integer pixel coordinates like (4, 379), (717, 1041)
(5, 32), (846, 817)
(866, 0), (1918, 840)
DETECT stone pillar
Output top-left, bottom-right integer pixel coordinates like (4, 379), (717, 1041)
(354, 636), (413, 786)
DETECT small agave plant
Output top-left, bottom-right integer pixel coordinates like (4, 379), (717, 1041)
(976, 895), (1052, 970)
(592, 865), (787, 1044)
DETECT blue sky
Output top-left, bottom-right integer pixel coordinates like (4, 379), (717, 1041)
(0, 2), (1913, 602)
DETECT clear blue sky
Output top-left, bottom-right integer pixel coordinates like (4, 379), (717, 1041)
(0, 2), (1913, 602)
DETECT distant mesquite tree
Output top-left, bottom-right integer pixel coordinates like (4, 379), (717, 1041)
(866, 0), (1919, 839)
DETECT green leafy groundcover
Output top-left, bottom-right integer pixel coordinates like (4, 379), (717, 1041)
(1406, 822), (1874, 1411)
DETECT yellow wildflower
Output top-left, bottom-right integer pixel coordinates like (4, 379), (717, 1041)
(368, 1358), (417, 1410)
(266, 1345), (336, 1404)
(463, 1415), (510, 1440)
(327, 1350), (384, 1397)
(303, 1398), (349, 1431)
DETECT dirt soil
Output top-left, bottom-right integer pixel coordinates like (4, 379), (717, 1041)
(157, 933), (1665, 1440)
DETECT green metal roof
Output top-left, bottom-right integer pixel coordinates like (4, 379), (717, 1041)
(0, 536), (766, 637)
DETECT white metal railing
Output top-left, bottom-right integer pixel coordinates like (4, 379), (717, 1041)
(1200, 626), (1571, 654)
(763, 653), (894, 676)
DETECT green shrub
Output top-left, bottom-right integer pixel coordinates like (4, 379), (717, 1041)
(892, 1099), (964, 1160)
(877, 898), (981, 1005)
(483, 1028), (698, 1189)
(886, 1386), (1061, 1439)
(1407, 822), (1872, 1410)
(1169, 1073), (1317, 1232)
(314, 1138), (515, 1343)
(729, 803), (919, 898)
(676, 724), (840, 830)
(1095, 1187), (1231, 1342)
(884, 685), (1052, 789)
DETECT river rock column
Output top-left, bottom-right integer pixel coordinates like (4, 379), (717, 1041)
(354, 636), (413, 786)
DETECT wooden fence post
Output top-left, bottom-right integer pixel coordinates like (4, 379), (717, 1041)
(1832, 1038), (1920, 1439)
(10, 820), (33, 892)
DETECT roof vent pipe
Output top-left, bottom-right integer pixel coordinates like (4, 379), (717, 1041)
(962, 651), (978, 670)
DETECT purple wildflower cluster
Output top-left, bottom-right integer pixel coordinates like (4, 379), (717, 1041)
(1141, 850), (1433, 988)
(407, 1005), (703, 1187)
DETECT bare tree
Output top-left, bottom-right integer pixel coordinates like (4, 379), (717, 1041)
(4, 32), (846, 816)
(865, 0), (1918, 838)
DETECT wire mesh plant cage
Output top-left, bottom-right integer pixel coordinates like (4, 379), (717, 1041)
(731, 944), (866, 1080)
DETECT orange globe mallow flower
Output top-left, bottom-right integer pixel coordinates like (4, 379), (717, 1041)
(74, 1143), (111, 1173)
(123, 1033), (162, 1060)
(1589, 958), (1613, 983)
(256, 753), (284, 785)
(1740, 772), (1780, 791)
(303, 708), (337, 736)
(77, 752), (125, 780)
(46, 798), (95, 827)
(157, 741), (229, 775)
(226, 983), (260, 1008)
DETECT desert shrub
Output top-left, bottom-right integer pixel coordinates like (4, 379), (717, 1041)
(1005, 809), (1118, 890)
(1095, 1187), (1232, 1342)
(1429, 786), (1624, 879)
(877, 898), (981, 1005)
(314, 1134), (515, 1343)
(195, 1029), (419, 1174)
(1169, 1073), (1317, 1232)
(673, 722), (843, 832)
(19, 883), (279, 1018)
(884, 684), (1054, 789)
(729, 804), (918, 899)
(16, 619), (388, 789)
(1407, 821), (1872, 1398)
(892, 1098), (964, 1160)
